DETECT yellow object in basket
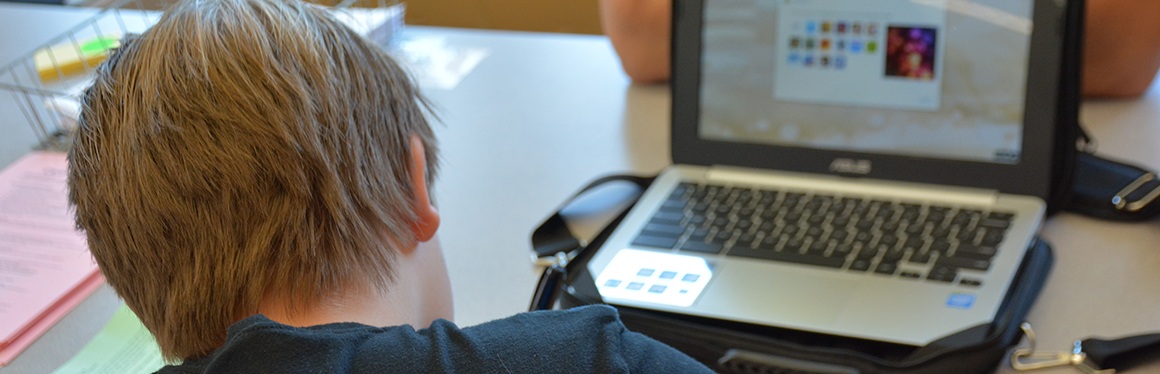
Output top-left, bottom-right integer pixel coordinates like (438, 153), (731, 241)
(34, 35), (121, 82)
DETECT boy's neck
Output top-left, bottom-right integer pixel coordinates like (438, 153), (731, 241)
(253, 236), (453, 329)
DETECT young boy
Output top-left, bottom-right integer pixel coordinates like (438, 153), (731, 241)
(66, 0), (712, 371)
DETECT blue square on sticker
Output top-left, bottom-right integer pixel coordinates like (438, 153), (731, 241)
(626, 282), (644, 291)
(603, 279), (622, 288)
(659, 271), (677, 280)
(947, 293), (976, 309)
(637, 268), (655, 277)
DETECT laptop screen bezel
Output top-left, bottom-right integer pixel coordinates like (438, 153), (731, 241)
(671, 0), (1067, 199)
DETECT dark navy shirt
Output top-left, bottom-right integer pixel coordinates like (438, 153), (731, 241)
(158, 305), (713, 373)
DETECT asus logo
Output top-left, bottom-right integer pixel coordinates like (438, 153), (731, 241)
(829, 159), (872, 175)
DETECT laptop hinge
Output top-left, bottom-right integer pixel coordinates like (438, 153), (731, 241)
(706, 166), (1000, 207)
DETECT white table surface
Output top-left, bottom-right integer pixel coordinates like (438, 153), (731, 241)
(2, 3), (1159, 373)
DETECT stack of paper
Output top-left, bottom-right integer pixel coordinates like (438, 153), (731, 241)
(0, 152), (103, 366)
(51, 305), (164, 374)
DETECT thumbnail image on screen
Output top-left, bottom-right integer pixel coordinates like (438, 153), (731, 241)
(698, 0), (1033, 165)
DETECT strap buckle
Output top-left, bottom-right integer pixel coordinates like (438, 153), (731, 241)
(1012, 323), (1115, 373)
(530, 251), (574, 267)
(1112, 173), (1160, 212)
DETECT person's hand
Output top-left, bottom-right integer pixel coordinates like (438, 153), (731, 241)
(599, 0), (671, 83)
(1083, 0), (1160, 98)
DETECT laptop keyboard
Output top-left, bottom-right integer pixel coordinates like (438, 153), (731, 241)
(631, 183), (1015, 286)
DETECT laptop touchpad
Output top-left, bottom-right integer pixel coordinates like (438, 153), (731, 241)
(696, 264), (857, 326)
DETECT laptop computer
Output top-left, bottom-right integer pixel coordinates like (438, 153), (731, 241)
(588, 0), (1067, 347)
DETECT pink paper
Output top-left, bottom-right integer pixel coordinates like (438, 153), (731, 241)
(0, 152), (100, 352)
(0, 271), (103, 366)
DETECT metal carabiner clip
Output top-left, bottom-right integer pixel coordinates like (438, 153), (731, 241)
(1011, 323), (1115, 374)
(1112, 173), (1160, 212)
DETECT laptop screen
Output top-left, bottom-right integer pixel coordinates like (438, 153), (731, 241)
(698, 0), (1034, 165)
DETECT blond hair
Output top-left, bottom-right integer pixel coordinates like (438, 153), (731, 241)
(67, 0), (436, 360)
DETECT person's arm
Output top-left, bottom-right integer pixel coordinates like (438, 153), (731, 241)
(1083, 0), (1160, 98)
(599, 0), (672, 83)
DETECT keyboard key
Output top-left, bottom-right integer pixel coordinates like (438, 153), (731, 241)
(929, 240), (950, 253)
(728, 248), (846, 269)
(688, 228), (709, 242)
(651, 212), (684, 225)
(960, 278), (983, 287)
(661, 199), (687, 211)
(909, 250), (932, 264)
(782, 225), (800, 235)
(988, 211), (1015, 221)
(954, 245), (997, 259)
(757, 235), (780, 250)
(903, 238), (925, 250)
(784, 238), (804, 252)
(927, 266), (957, 282)
(899, 271), (922, 279)
(848, 259), (872, 271)
(905, 223), (925, 235)
(856, 246), (880, 260)
(832, 243), (853, 257)
(978, 219), (1011, 229)
(681, 240), (723, 254)
(936, 256), (991, 271)
(807, 240), (829, 255)
(957, 228), (979, 242)
(952, 211), (978, 225)
(633, 235), (678, 249)
(881, 247), (905, 262)
(641, 223), (686, 238)
(734, 233), (757, 248)
(874, 262), (898, 275)
(711, 230), (734, 244)
(981, 230), (1005, 246)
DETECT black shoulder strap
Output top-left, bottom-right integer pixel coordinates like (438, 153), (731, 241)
(1047, 0), (1087, 216)
(529, 174), (655, 311)
(530, 175), (655, 260)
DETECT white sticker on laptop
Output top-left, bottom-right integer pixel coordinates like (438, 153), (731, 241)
(595, 249), (713, 307)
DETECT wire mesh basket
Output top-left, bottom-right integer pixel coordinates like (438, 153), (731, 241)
(0, 0), (403, 153)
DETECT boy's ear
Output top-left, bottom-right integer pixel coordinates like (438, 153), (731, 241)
(407, 134), (440, 244)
